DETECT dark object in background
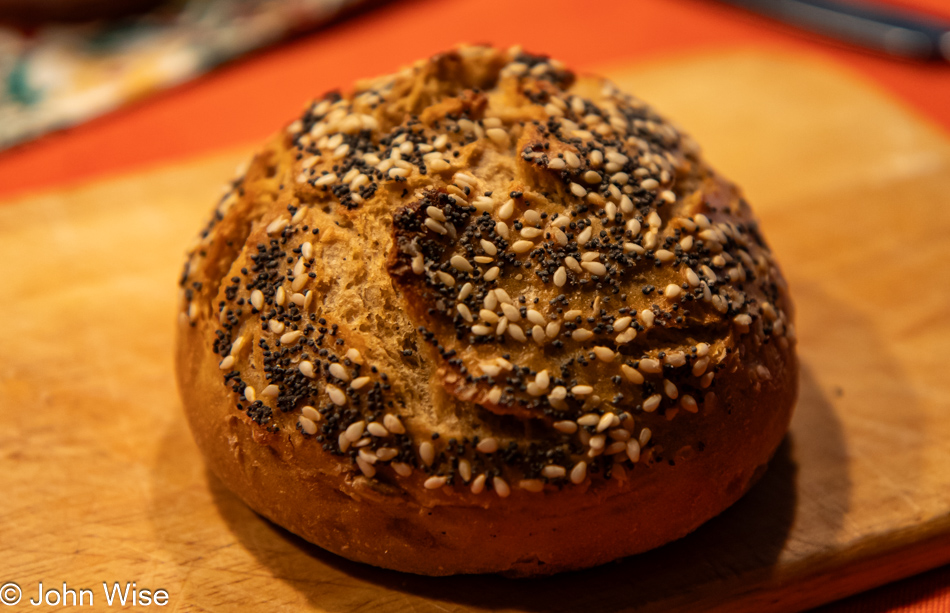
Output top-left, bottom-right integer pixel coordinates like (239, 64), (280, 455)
(718, 0), (950, 62)
(0, 0), (166, 24)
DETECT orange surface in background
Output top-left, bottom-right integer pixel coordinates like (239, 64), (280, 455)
(0, 0), (949, 199)
(0, 0), (948, 609)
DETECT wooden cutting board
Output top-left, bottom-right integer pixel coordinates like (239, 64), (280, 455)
(1, 50), (949, 612)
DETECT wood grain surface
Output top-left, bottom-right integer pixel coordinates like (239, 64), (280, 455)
(1, 50), (949, 612)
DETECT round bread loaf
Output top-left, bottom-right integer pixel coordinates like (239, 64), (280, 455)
(176, 45), (798, 577)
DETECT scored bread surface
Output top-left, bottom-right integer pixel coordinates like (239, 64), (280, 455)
(176, 45), (798, 576)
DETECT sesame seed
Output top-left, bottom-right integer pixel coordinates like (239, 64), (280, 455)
(426, 206), (446, 221)
(383, 414), (405, 434)
(500, 303), (520, 322)
(250, 289), (264, 311)
(520, 479), (544, 493)
(299, 360), (316, 378)
(392, 462), (412, 477)
(425, 476), (447, 489)
(299, 416), (317, 435)
(326, 384), (346, 406)
(621, 364), (644, 384)
(542, 465), (567, 479)
(487, 386), (503, 404)
(609, 428), (631, 441)
(511, 240), (534, 254)
(663, 379), (679, 399)
(681, 395), (698, 413)
(655, 249), (675, 263)
(471, 473), (487, 494)
(554, 420), (577, 434)
(268, 319), (285, 334)
(450, 255), (474, 272)
(597, 413), (619, 432)
(280, 331), (303, 345)
(471, 324), (492, 336)
(535, 369), (550, 389)
(593, 346), (615, 362)
(359, 448), (378, 465)
(581, 261), (607, 276)
(498, 199), (515, 220)
(479, 309), (500, 324)
(639, 309), (655, 328)
(665, 284), (682, 299)
(583, 170), (601, 184)
(548, 158), (566, 170)
(572, 329), (594, 342)
(638, 358), (662, 374)
(643, 394), (662, 412)
(565, 256), (583, 273)
(301, 406), (319, 421)
(626, 439), (641, 462)
(546, 321), (561, 338)
(436, 271), (456, 287)
(486, 128), (509, 145)
(577, 226), (593, 244)
(477, 437), (499, 453)
(480, 239), (498, 255)
(565, 151), (581, 168)
(639, 428), (652, 446)
(266, 217), (289, 235)
(577, 413), (600, 427)
(572, 385), (594, 396)
(261, 384), (279, 397)
(734, 314), (753, 327)
(419, 441), (435, 466)
(244, 386), (256, 402)
(356, 457), (376, 478)
(344, 421), (365, 442)
(570, 461), (588, 484)
(570, 183), (587, 198)
(424, 218), (448, 235)
(367, 422), (389, 437)
(493, 477), (511, 498)
(457, 303), (474, 322)
(458, 459), (472, 482)
(665, 352), (686, 367)
(314, 173), (337, 186)
(329, 362), (349, 381)
(376, 447), (398, 461)
(589, 434), (606, 450)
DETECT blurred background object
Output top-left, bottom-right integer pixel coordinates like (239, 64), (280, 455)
(718, 0), (950, 62)
(0, 0), (165, 24)
(0, 0), (366, 150)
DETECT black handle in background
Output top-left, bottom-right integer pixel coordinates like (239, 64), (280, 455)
(717, 0), (950, 61)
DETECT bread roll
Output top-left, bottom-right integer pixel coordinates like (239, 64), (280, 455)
(176, 45), (798, 577)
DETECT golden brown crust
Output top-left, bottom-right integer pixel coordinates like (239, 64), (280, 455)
(175, 45), (798, 576)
